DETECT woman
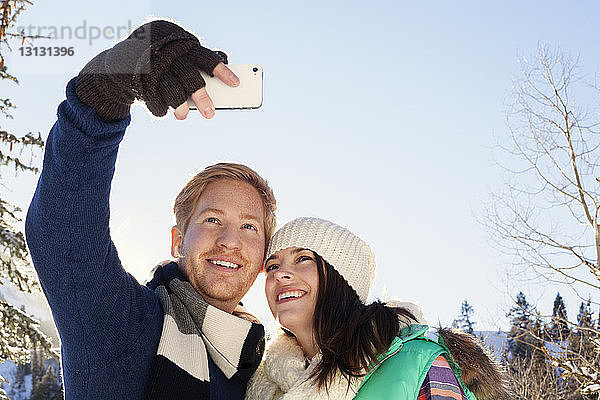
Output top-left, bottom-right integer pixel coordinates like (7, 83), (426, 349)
(246, 217), (508, 400)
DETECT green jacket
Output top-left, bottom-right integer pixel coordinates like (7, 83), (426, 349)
(354, 325), (477, 400)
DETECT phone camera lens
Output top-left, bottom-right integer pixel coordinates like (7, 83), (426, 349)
(252, 67), (258, 73)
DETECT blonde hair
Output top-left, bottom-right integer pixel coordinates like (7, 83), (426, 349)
(173, 163), (276, 249)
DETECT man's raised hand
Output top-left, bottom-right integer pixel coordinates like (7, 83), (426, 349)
(75, 20), (232, 122)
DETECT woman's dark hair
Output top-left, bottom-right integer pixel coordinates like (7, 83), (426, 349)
(308, 253), (416, 391)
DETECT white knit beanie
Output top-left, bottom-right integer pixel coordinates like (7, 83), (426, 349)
(266, 217), (376, 302)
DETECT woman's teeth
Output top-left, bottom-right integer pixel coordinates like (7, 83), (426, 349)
(278, 291), (305, 301)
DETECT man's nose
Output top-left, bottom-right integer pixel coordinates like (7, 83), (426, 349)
(216, 224), (242, 250)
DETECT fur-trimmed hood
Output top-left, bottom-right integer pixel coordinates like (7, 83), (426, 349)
(386, 300), (510, 399)
(438, 328), (510, 400)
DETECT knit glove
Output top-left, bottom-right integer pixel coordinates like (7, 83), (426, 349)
(75, 20), (223, 121)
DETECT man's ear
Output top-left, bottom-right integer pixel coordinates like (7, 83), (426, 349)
(171, 226), (183, 258)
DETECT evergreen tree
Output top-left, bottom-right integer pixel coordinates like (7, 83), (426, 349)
(562, 298), (599, 399)
(30, 347), (46, 388)
(549, 292), (570, 341)
(0, 2), (55, 399)
(505, 295), (559, 400)
(452, 299), (476, 335)
(507, 292), (534, 362)
(529, 315), (547, 368)
(578, 299), (594, 330)
(30, 365), (61, 400)
(506, 292), (547, 370)
(6, 363), (27, 399)
(568, 298), (594, 356)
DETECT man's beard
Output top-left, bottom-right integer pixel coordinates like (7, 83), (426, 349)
(181, 249), (254, 302)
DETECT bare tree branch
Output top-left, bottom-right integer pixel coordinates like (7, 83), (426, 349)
(485, 44), (600, 398)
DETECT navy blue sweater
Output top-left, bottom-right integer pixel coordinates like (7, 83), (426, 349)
(25, 78), (245, 399)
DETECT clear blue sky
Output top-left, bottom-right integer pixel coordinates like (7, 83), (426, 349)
(3, 0), (600, 331)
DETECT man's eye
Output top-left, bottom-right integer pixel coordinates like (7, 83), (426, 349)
(242, 223), (257, 231)
(205, 217), (219, 224)
(297, 255), (314, 263)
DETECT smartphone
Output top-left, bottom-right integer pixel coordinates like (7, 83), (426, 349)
(188, 64), (263, 110)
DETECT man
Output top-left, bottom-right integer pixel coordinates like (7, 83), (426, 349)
(25, 20), (274, 399)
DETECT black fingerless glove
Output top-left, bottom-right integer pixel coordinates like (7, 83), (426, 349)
(75, 20), (222, 121)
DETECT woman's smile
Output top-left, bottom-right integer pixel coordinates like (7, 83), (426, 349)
(264, 247), (319, 335)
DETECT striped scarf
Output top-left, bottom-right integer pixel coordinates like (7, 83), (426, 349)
(146, 262), (265, 399)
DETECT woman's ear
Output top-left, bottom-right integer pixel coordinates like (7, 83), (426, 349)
(171, 226), (183, 258)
